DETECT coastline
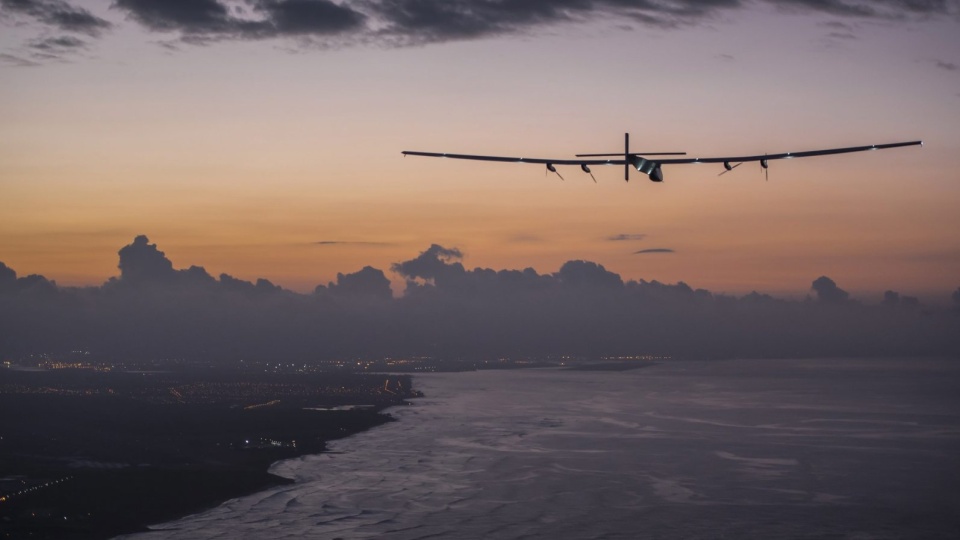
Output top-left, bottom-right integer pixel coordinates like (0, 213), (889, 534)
(0, 369), (420, 540)
(1, 404), (399, 540)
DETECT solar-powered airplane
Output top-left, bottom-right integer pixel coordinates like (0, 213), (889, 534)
(402, 133), (922, 182)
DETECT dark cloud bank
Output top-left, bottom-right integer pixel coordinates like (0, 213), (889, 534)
(1, 235), (958, 362)
(105, 0), (960, 45)
(3, 0), (958, 61)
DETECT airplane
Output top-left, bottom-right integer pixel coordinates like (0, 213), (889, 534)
(402, 133), (922, 182)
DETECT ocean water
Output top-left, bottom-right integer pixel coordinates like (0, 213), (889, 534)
(122, 358), (960, 539)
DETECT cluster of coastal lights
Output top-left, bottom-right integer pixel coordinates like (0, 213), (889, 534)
(243, 438), (296, 448)
(0, 476), (73, 503)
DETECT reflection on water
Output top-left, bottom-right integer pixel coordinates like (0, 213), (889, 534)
(123, 358), (960, 539)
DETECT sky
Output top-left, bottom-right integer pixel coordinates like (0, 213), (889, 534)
(2, 0), (959, 302)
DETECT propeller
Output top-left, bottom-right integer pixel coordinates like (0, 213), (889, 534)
(581, 163), (597, 183)
(546, 163), (564, 181)
(761, 157), (769, 181)
(718, 161), (743, 176)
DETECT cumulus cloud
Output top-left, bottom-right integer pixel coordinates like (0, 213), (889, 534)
(391, 244), (465, 284)
(116, 235), (176, 284)
(557, 260), (623, 289)
(882, 289), (901, 306)
(326, 266), (393, 300)
(0, 262), (16, 289)
(0, 236), (958, 360)
(811, 275), (849, 303)
(111, 235), (234, 291)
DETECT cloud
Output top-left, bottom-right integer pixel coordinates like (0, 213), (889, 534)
(326, 266), (393, 300)
(7, 0), (953, 56)
(371, 0), (585, 44)
(811, 275), (849, 303)
(557, 260), (623, 288)
(607, 233), (647, 241)
(391, 244), (465, 283)
(1, 237), (958, 361)
(116, 235), (176, 284)
(112, 0), (365, 41)
(882, 289), (901, 306)
(0, 262), (16, 290)
(29, 35), (86, 51)
(934, 59), (958, 71)
(315, 240), (392, 246)
(0, 0), (111, 36)
(634, 248), (675, 254)
(826, 31), (858, 39)
(820, 20), (855, 29)
(773, 0), (955, 19)
(0, 52), (41, 67)
(259, 0), (366, 36)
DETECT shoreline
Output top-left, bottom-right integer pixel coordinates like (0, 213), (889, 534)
(1, 407), (399, 540)
(0, 369), (420, 540)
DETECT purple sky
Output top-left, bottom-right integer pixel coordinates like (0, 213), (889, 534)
(1, 0), (958, 301)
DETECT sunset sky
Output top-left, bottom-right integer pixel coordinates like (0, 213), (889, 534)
(2, 0), (958, 301)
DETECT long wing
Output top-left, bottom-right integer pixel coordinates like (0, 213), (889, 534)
(403, 139), (922, 183)
(655, 141), (922, 165)
(402, 141), (921, 166)
(401, 151), (624, 166)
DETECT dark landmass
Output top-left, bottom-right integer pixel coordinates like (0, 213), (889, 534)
(0, 367), (421, 539)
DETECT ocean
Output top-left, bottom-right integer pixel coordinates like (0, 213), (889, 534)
(120, 358), (960, 539)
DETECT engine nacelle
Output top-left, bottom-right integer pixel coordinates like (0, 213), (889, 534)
(649, 164), (663, 182)
(630, 156), (663, 182)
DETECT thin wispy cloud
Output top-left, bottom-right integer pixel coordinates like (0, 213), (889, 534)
(773, 0), (955, 19)
(634, 248), (675, 254)
(0, 52), (41, 67)
(0, 0), (111, 36)
(826, 31), (858, 40)
(934, 59), (958, 71)
(508, 234), (544, 244)
(607, 234), (647, 241)
(29, 35), (86, 51)
(820, 20), (855, 30)
(315, 240), (393, 246)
